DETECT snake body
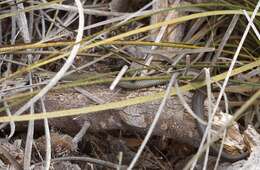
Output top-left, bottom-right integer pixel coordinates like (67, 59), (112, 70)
(117, 79), (167, 89)
(192, 89), (249, 162)
(59, 72), (168, 89)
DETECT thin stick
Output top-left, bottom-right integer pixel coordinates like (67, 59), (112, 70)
(72, 121), (90, 145)
(128, 73), (178, 169)
(202, 68), (212, 170)
(32, 156), (126, 169)
(15, 1), (36, 168)
(243, 10), (260, 40)
(211, 15), (239, 65)
(40, 95), (51, 170)
(110, 65), (128, 90)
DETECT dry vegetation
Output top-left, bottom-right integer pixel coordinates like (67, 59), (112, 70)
(0, 0), (259, 169)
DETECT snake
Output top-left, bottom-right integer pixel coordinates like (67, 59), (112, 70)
(117, 79), (167, 89)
